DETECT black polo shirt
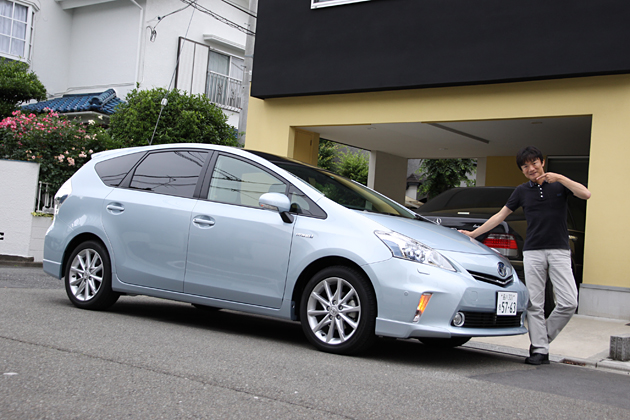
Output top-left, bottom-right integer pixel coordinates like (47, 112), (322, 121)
(505, 180), (572, 251)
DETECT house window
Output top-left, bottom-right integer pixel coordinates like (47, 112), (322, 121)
(0, 0), (34, 61)
(206, 50), (244, 111)
(311, 0), (371, 9)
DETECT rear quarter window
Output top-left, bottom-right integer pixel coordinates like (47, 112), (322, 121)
(129, 150), (208, 198)
(95, 152), (145, 187)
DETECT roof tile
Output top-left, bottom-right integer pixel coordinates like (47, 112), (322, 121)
(22, 89), (124, 115)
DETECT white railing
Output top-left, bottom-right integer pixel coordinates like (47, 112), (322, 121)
(36, 181), (54, 214)
(206, 71), (242, 112)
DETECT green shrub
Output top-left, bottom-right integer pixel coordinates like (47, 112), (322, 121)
(0, 110), (114, 191)
(109, 87), (239, 147)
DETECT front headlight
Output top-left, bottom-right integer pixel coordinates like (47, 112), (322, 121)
(375, 231), (456, 272)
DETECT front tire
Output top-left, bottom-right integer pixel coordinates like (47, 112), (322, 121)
(64, 240), (119, 310)
(300, 266), (376, 355)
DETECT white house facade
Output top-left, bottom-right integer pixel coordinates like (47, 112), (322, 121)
(2, 0), (252, 128)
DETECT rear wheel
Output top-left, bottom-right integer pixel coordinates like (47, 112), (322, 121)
(300, 266), (376, 355)
(64, 240), (119, 310)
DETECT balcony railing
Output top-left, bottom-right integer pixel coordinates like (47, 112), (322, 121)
(206, 72), (242, 112)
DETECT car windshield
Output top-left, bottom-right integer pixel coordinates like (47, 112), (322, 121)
(275, 162), (416, 219)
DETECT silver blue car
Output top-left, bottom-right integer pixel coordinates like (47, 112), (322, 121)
(44, 144), (528, 354)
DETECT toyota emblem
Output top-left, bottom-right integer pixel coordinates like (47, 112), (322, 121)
(497, 262), (507, 277)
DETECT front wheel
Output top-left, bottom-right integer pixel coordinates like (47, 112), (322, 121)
(300, 266), (376, 355)
(64, 240), (119, 310)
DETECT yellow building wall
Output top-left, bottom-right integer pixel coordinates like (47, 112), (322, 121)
(245, 74), (630, 289)
(485, 156), (525, 186)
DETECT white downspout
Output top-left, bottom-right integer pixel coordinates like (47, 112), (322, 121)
(128, 0), (145, 88)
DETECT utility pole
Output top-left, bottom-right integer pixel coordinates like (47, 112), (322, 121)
(237, 0), (257, 146)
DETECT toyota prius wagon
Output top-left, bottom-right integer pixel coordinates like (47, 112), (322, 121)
(43, 144), (528, 354)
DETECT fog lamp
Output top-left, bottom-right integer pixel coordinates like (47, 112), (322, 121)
(452, 312), (465, 327)
(413, 293), (432, 322)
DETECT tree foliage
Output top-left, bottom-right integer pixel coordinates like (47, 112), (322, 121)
(109, 87), (239, 148)
(0, 58), (47, 119)
(418, 158), (476, 199)
(317, 138), (337, 171)
(336, 149), (369, 185)
(317, 139), (370, 185)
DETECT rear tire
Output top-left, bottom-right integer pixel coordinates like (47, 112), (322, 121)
(64, 240), (119, 310)
(300, 266), (376, 355)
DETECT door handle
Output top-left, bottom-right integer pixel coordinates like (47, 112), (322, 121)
(192, 216), (215, 228)
(106, 203), (125, 214)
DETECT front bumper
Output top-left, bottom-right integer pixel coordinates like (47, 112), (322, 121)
(365, 257), (529, 340)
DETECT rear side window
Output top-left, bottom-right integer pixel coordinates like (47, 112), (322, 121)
(95, 152), (145, 187)
(129, 150), (208, 198)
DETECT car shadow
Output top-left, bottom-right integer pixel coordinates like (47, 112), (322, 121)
(55, 293), (524, 368)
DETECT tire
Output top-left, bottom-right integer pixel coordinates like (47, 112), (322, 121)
(64, 240), (119, 310)
(299, 266), (376, 355)
(418, 337), (471, 348)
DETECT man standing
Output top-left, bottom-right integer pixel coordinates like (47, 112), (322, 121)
(460, 146), (591, 365)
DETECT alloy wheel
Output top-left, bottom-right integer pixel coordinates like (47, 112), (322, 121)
(306, 276), (362, 345)
(68, 248), (104, 302)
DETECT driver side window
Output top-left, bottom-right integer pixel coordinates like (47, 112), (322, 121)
(207, 155), (286, 207)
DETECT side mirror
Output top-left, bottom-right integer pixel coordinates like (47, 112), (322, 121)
(259, 193), (294, 223)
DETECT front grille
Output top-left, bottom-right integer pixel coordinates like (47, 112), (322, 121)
(469, 270), (513, 287)
(460, 311), (523, 328)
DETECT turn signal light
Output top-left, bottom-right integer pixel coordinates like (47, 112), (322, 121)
(413, 293), (433, 322)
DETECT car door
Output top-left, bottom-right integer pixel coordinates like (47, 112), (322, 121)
(102, 149), (209, 292)
(184, 153), (295, 308)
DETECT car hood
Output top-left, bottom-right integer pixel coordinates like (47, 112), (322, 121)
(355, 211), (494, 255)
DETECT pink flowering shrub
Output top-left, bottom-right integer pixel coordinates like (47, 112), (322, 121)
(0, 110), (116, 191)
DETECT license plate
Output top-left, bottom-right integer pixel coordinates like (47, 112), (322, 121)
(496, 292), (518, 316)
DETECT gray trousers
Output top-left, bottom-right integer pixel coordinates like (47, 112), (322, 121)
(523, 249), (578, 355)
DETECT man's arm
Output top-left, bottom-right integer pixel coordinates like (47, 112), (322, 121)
(459, 206), (513, 239)
(537, 172), (591, 200)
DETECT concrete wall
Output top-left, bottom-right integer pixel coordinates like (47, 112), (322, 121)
(29, 215), (52, 263)
(0, 160), (39, 258)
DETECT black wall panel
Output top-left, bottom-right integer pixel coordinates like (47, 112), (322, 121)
(251, 0), (630, 98)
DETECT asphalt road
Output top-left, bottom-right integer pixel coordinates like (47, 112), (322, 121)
(1, 266), (629, 419)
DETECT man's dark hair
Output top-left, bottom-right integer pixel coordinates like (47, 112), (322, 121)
(516, 146), (544, 168)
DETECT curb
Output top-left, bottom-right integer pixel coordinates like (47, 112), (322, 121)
(0, 255), (43, 268)
(464, 341), (630, 373)
(0, 262), (43, 268)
